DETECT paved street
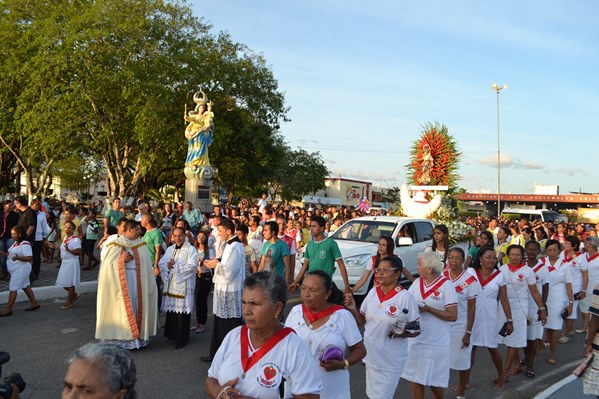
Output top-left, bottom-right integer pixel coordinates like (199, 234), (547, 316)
(0, 261), (592, 398)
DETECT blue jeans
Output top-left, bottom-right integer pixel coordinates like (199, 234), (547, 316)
(0, 237), (14, 274)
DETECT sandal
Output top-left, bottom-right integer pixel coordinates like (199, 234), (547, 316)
(526, 369), (535, 378)
(451, 385), (470, 392)
(508, 366), (522, 375)
(547, 357), (557, 365)
(492, 375), (508, 384)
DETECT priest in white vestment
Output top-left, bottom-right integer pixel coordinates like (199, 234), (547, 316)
(95, 220), (158, 350)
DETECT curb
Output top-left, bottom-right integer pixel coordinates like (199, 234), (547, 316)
(0, 281), (98, 303)
(532, 372), (577, 399)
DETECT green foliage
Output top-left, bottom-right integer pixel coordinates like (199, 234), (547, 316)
(276, 148), (329, 202)
(0, 0), (290, 197)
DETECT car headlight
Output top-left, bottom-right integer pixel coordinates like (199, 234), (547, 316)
(344, 254), (371, 268)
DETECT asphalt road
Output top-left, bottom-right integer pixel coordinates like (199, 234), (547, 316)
(0, 292), (591, 399)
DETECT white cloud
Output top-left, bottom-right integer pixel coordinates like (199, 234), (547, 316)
(476, 154), (513, 167)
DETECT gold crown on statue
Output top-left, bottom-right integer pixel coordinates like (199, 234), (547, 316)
(193, 90), (207, 106)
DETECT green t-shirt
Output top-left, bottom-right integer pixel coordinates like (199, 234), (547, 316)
(143, 228), (164, 265)
(104, 209), (124, 228)
(261, 239), (289, 278)
(304, 238), (342, 278)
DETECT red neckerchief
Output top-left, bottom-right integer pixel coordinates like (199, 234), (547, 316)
(476, 269), (501, 288)
(64, 235), (76, 247)
(302, 304), (344, 325)
(240, 325), (294, 375)
(376, 285), (403, 303)
(533, 258), (546, 273)
(507, 263), (525, 273)
(562, 252), (581, 265)
(443, 269), (465, 282)
(12, 240), (30, 248)
(587, 252), (599, 262)
(419, 275), (447, 300)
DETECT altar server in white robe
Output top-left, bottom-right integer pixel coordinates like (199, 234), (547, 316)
(159, 226), (198, 349)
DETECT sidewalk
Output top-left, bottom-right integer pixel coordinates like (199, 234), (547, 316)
(0, 256), (100, 302)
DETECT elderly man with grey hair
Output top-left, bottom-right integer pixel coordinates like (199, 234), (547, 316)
(578, 236), (599, 334)
(62, 342), (136, 399)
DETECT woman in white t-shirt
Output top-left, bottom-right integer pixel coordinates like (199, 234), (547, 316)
(206, 271), (321, 399)
(286, 271), (366, 399)
(578, 236), (599, 334)
(559, 235), (587, 341)
(55, 221), (82, 310)
(344, 256), (420, 399)
(402, 251), (457, 399)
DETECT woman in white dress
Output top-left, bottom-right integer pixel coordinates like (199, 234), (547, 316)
(464, 247), (512, 391)
(559, 235), (587, 341)
(443, 247), (479, 399)
(522, 240), (549, 378)
(345, 256), (420, 399)
(286, 270), (366, 399)
(544, 239), (574, 365)
(402, 251), (457, 399)
(579, 236), (599, 334)
(55, 221), (81, 310)
(0, 225), (40, 316)
(498, 245), (546, 377)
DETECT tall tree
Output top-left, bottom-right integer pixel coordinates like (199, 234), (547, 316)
(0, 0), (288, 197)
(270, 148), (329, 202)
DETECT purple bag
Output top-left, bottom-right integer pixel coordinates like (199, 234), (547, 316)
(319, 345), (344, 362)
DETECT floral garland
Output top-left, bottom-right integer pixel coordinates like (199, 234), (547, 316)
(407, 122), (461, 187)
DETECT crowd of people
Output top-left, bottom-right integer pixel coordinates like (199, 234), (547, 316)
(1, 194), (599, 398)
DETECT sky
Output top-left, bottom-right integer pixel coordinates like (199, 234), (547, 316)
(192, 0), (599, 194)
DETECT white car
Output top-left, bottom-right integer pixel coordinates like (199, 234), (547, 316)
(297, 216), (436, 297)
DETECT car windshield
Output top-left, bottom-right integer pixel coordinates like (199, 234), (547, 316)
(331, 220), (396, 243)
(542, 211), (563, 223)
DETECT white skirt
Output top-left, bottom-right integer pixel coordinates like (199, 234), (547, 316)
(566, 300), (578, 320)
(8, 263), (31, 291)
(498, 306), (527, 348)
(55, 257), (80, 288)
(450, 330), (473, 370)
(365, 363), (402, 399)
(402, 342), (450, 388)
(545, 296), (567, 330)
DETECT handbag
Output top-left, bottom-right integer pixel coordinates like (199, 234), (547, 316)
(572, 353), (594, 377)
(318, 345), (344, 362)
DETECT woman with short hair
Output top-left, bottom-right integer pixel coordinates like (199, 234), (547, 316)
(544, 239), (574, 365)
(206, 271), (321, 398)
(286, 270), (366, 398)
(464, 247), (513, 391)
(499, 245), (547, 375)
(55, 221), (82, 310)
(345, 256), (420, 399)
(63, 342), (137, 399)
(0, 225), (40, 316)
(560, 235), (587, 342)
(402, 251), (457, 399)
(578, 236), (599, 334)
(444, 247), (479, 398)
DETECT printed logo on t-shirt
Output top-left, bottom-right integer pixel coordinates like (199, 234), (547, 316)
(258, 363), (281, 388)
(385, 304), (399, 318)
(318, 250), (327, 259)
(516, 274), (524, 282)
(432, 290), (442, 300)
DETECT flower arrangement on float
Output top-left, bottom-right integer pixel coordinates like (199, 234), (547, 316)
(403, 122), (474, 246)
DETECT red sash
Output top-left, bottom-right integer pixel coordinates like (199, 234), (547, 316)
(507, 263), (525, 273)
(476, 269), (501, 288)
(64, 235), (76, 248)
(533, 258), (546, 273)
(455, 275), (477, 293)
(587, 252), (599, 263)
(12, 241), (30, 248)
(420, 276), (447, 300)
(240, 325), (294, 375)
(443, 269), (465, 282)
(376, 285), (402, 303)
(302, 304), (343, 325)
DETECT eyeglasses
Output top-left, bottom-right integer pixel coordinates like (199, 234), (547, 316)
(376, 268), (399, 274)
(447, 256), (463, 261)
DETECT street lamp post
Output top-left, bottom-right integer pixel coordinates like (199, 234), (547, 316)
(492, 83), (507, 216)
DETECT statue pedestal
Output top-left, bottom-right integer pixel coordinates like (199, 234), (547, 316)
(185, 178), (213, 214)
